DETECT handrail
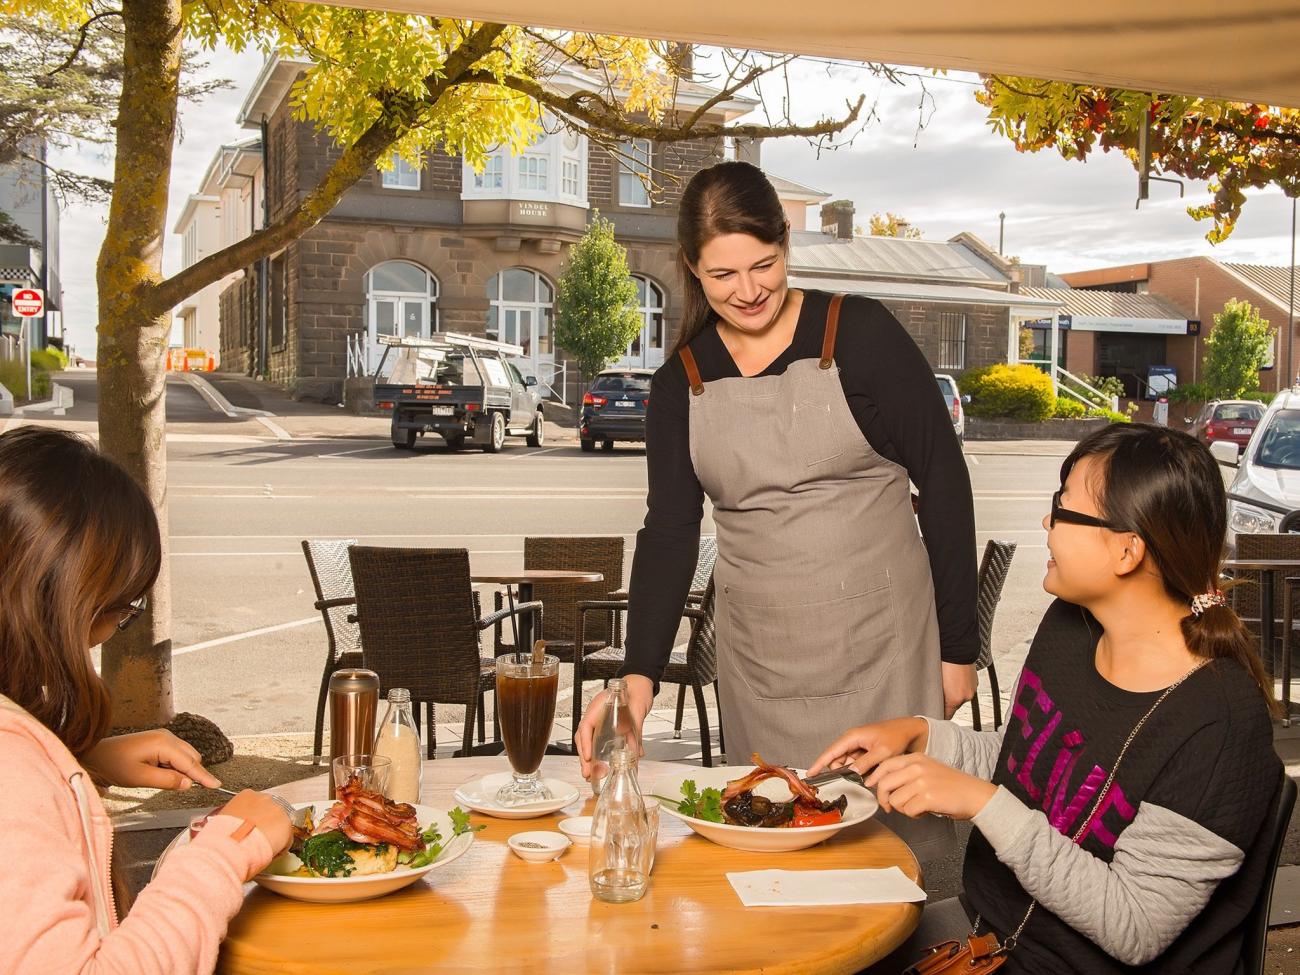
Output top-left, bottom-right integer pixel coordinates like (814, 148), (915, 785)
(1052, 365), (1120, 412)
(346, 332), (369, 379)
(533, 361), (568, 406)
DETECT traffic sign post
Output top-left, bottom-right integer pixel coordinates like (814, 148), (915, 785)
(8, 289), (44, 402)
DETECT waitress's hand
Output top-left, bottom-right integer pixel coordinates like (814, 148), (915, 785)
(866, 754), (997, 821)
(806, 717), (929, 780)
(82, 730), (222, 791)
(575, 674), (653, 779)
(941, 662), (977, 719)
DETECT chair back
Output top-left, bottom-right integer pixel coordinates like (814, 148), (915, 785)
(975, 539), (1017, 671)
(686, 577), (719, 685)
(347, 547), (483, 706)
(302, 539), (361, 660)
(1242, 773), (1297, 974)
(691, 535), (719, 594)
(1230, 533), (1300, 640)
(525, 536), (624, 647)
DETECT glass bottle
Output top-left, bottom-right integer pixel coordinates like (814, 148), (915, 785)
(589, 744), (652, 904)
(589, 678), (634, 796)
(372, 688), (423, 803)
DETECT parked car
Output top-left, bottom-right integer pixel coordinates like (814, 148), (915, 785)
(1186, 399), (1266, 448)
(935, 373), (967, 442)
(580, 368), (653, 452)
(373, 333), (545, 452)
(1211, 388), (1300, 548)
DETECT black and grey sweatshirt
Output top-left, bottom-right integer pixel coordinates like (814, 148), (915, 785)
(619, 290), (979, 684)
(928, 598), (1282, 973)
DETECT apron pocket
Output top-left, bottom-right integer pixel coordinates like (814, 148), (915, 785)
(791, 396), (843, 467)
(723, 572), (899, 701)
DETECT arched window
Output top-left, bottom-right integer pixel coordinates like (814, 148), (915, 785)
(363, 261), (439, 369)
(485, 268), (554, 361)
(625, 275), (666, 366)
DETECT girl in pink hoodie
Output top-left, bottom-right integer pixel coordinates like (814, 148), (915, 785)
(0, 427), (292, 975)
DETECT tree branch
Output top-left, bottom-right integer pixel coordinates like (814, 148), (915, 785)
(44, 9), (123, 79)
(142, 22), (509, 317)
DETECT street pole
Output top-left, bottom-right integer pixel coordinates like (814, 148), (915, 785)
(22, 318), (31, 401)
(998, 212), (1006, 256)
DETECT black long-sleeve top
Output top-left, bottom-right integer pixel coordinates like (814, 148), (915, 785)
(619, 290), (979, 686)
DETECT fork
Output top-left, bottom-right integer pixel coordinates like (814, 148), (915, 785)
(213, 786), (311, 829)
(801, 766), (866, 789)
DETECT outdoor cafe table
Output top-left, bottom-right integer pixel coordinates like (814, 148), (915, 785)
(472, 568), (604, 653)
(216, 756), (922, 974)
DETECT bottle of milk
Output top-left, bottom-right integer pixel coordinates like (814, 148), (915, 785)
(373, 688), (423, 803)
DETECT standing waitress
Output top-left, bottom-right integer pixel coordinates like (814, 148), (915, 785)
(576, 161), (978, 858)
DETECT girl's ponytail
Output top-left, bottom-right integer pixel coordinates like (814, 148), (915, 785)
(1182, 596), (1279, 716)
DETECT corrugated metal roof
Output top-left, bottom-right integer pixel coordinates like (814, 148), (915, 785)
(790, 276), (1063, 309)
(1224, 264), (1300, 308)
(767, 173), (831, 199)
(1019, 287), (1190, 321)
(788, 231), (1008, 285)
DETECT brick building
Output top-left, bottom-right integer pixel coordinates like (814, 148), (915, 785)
(194, 56), (1056, 403)
(1059, 258), (1299, 402)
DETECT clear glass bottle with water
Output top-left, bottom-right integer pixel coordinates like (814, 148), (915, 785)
(590, 678), (634, 796)
(589, 744), (652, 903)
(372, 688), (423, 803)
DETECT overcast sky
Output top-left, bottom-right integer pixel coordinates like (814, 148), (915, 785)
(51, 43), (1299, 358)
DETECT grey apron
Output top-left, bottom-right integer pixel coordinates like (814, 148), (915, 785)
(680, 293), (954, 859)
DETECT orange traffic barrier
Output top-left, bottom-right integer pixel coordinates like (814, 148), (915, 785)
(166, 348), (216, 372)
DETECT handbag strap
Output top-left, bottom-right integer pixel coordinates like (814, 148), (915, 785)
(973, 658), (1209, 954)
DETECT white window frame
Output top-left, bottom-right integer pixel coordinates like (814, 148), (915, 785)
(381, 152), (421, 191)
(517, 154), (549, 191)
(937, 311), (967, 371)
(182, 223), (198, 268)
(474, 155), (504, 190)
(461, 126), (587, 206)
(617, 139), (652, 208)
(562, 159), (580, 197)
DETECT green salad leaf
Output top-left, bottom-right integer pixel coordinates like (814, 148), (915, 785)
(299, 830), (367, 877)
(400, 806), (483, 869)
(675, 779), (725, 823)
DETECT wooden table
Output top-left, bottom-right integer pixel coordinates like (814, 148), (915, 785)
(218, 757), (922, 975)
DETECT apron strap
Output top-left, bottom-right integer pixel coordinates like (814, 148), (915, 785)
(680, 346), (705, 396)
(820, 293), (845, 369)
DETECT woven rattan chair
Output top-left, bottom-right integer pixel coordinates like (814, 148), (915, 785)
(494, 536), (624, 661)
(1229, 532), (1300, 666)
(302, 539), (363, 762)
(574, 578), (722, 766)
(348, 547), (541, 757)
(970, 539), (1017, 731)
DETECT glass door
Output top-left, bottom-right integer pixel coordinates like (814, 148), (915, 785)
(369, 298), (399, 372)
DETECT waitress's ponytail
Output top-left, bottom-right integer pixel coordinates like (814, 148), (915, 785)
(1061, 423), (1279, 713)
(670, 161), (789, 357)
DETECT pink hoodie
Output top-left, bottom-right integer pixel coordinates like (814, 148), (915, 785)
(0, 695), (274, 975)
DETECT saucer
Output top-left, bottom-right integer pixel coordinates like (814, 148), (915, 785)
(453, 771), (582, 819)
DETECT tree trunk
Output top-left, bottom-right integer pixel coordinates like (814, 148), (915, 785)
(94, 0), (182, 728)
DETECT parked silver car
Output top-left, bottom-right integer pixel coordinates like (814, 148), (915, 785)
(935, 373), (967, 442)
(1210, 389), (1300, 545)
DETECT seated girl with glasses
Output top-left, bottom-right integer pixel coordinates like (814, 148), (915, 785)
(0, 427), (291, 975)
(811, 423), (1283, 973)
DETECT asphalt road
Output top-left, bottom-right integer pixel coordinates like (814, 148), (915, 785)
(11, 371), (1062, 742)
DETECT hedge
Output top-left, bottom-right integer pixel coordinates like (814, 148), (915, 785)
(1053, 396), (1087, 419)
(961, 364), (1057, 422)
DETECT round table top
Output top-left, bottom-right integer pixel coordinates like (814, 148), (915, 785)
(218, 757), (921, 975)
(472, 570), (605, 585)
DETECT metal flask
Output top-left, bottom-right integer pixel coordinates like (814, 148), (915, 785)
(327, 668), (381, 798)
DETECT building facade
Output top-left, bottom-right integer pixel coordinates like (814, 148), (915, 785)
(0, 142), (62, 362)
(171, 138), (264, 360)
(1060, 260), (1294, 400)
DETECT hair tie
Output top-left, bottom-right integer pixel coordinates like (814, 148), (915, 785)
(1191, 590), (1226, 617)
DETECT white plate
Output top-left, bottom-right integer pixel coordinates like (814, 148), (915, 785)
(153, 801), (474, 903)
(650, 765), (878, 853)
(452, 771), (582, 819)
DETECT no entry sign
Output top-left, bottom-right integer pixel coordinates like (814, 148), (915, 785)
(11, 289), (43, 317)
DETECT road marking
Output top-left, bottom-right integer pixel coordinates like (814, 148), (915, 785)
(178, 372), (238, 418)
(197, 494), (316, 499)
(509, 447), (565, 459)
(317, 445), (396, 458)
(256, 415), (293, 440)
(172, 616), (321, 657)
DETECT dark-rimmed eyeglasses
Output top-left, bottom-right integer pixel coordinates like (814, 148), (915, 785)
(115, 595), (148, 632)
(1050, 490), (1119, 530)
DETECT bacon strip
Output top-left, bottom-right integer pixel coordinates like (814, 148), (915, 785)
(312, 775), (424, 851)
(721, 753), (820, 803)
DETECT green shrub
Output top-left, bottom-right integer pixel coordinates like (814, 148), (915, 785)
(1053, 396), (1087, 419)
(0, 358), (55, 400)
(1167, 381), (1210, 405)
(962, 364), (1056, 422)
(1060, 372), (1124, 409)
(31, 369), (50, 400)
(1085, 407), (1132, 423)
(1241, 390), (1275, 404)
(31, 347), (67, 372)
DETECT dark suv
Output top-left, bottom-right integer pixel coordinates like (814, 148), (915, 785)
(580, 368), (653, 452)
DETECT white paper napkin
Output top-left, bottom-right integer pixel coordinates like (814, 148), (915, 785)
(726, 867), (927, 907)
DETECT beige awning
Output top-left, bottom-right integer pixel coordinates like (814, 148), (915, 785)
(334, 1), (1300, 107)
